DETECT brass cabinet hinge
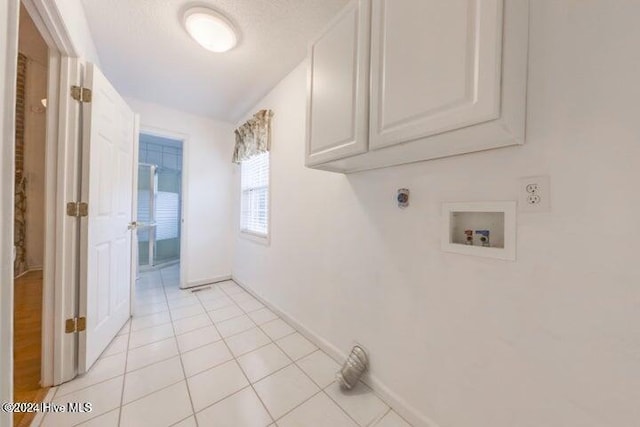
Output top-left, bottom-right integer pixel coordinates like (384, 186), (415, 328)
(66, 202), (88, 217)
(65, 317), (87, 334)
(71, 85), (92, 103)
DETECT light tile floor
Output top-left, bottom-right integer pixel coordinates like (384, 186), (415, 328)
(39, 265), (411, 427)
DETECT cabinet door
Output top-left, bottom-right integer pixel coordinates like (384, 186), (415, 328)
(370, 0), (504, 150)
(306, 0), (370, 166)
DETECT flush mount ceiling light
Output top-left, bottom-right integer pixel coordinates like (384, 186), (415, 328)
(183, 7), (238, 53)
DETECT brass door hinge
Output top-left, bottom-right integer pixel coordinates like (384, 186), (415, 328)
(65, 317), (87, 334)
(71, 85), (92, 103)
(66, 202), (88, 217)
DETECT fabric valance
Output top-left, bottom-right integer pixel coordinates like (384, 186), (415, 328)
(232, 109), (273, 163)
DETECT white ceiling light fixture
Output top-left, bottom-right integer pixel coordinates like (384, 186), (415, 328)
(183, 7), (238, 53)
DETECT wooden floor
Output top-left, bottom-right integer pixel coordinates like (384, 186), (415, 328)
(14, 270), (49, 427)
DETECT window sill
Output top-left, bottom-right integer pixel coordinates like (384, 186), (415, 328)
(239, 230), (270, 246)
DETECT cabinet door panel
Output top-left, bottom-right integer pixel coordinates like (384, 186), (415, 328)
(306, 0), (370, 165)
(370, 0), (504, 150)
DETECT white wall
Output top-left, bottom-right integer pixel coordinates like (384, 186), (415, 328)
(232, 1), (640, 426)
(0, 1), (19, 425)
(126, 98), (235, 287)
(52, 0), (100, 64)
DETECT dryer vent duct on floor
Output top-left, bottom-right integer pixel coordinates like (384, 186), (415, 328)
(337, 345), (369, 390)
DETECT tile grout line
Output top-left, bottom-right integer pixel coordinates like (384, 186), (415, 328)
(148, 290), (257, 327)
(53, 355), (127, 396)
(225, 333), (275, 358)
(231, 278), (405, 426)
(322, 383), (369, 427)
(73, 269), (398, 426)
(230, 278), (372, 427)
(118, 267), (170, 425)
(377, 408), (393, 426)
(108, 368), (188, 413)
(54, 274), (362, 426)
(56, 345), (204, 419)
(160, 266), (199, 427)
(127, 326), (175, 350)
(63, 322), (132, 426)
(154, 276), (389, 426)
(115, 308), (133, 426)
(122, 337), (176, 373)
(129, 318), (173, 334)
(219, 282), (334, 425)
(268, 329), (363, 426)
(215, 282), (340, 424)
(272, 389), (326, 425)
(127, 305), (270, 379)
(169, 414), (197, 427)
(206, 283), (277, 425)
(48, 268), (176, 426)
(127, 274), (394, 427)
(275, 332), (370, 427)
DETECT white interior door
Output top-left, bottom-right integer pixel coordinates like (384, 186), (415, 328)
(78, 63), (136, 373)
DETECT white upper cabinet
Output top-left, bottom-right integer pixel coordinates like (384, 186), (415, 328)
(369, 0), (503, 150)
(306, 0), (529, 173)
(305, 0), (371, 166)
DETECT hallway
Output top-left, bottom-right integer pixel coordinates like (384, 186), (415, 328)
(38, 266), (408, 426)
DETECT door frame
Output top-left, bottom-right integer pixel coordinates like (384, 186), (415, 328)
(2, 5), (82, 423)
(22, 0), (84, 389)
(135, 163), (158, 271)
(138, 126), (189, 289)
(1, 3), (21, 426)
(130, 116), (140, 314)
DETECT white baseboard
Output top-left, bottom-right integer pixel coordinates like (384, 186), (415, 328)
(182, 275), (232, 289)
(231, 276), (441, 427)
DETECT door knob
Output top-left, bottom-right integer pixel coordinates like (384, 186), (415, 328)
(127, 221), (138, 230)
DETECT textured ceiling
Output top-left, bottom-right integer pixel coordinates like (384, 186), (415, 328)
(81, 0), (348, 122)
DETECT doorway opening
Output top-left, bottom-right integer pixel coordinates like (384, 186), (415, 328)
(136, 133), (183, 290)
(13, 4), (49, 426)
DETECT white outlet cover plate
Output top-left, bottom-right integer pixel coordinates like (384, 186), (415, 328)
(519, 175), (550, 212)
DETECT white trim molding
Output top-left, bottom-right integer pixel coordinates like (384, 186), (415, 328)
(183, 275), (232, 290)
(0, 2), (20, 426)
(239, 230), (270, 246)
(21, 0), (80, 57)
(4, 0), (83, 394)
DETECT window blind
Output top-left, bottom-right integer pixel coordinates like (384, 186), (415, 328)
(240, 152), (269, 236)
(137, 189), (151, 242)
(155, 191), (180, 240)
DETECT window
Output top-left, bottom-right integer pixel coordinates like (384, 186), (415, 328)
(240, 152), (269, 237)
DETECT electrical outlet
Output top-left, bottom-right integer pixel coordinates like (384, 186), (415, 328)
(525, 183), (538, 194)
(519, 176), (550, 212)
(527, 194), (541, 205)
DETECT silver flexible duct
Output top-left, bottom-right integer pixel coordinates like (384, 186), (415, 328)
(336, 345), (369, 390)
